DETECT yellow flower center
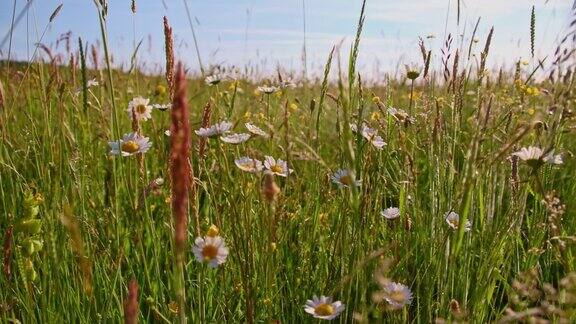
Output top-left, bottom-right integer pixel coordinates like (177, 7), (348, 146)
(270, 165), (283, 174)
(389, 290), (406, 303)
(448, 219), (459, 228)
(136, 104), (148, 114)
(121, 140), (140, 153)
(339, 175), (353, 186)
(202, 245), (218, 261)
(314, 303), (334, 316)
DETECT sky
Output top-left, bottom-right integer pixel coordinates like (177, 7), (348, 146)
(0, 0), (572, 78)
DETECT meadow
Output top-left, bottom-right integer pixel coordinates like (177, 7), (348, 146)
(1, 1), (575, 323)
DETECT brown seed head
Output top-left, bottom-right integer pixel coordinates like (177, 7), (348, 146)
(170, 63), (191, 253)
(124, 279), (139, 324)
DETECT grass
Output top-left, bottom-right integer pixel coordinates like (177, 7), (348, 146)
(1, 1), (575, 323)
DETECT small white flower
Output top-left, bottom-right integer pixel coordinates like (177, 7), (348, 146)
(192, 236), (229, 268)
(278, 79), (297, 89)
(381, 207), (400, 220)
(544, 152), (564, 165)
(86, 78), (99, 88)
(387, 107), (414, 124)
(257, 85), (279, 94)
(511, 146), (563, 166)
(382, 282), (413, 309)
(445, 211), (472, 232)
(350, 123), (387, 150)
(151, 103), (172, 111)
(264, 156), (293, 177)
(108, 132), (152, 156)
(220, 133), (250, 144)
(331, 169), (361, 188)
(304, 295), (345, 320)
(195, 121), (233, 138)
(127, 97), (153, 121)
(234, 157), (264, 173)
(370, 135), (387, 149)
(164, 130), (171, 137)
(205, 74), (226, 86)
(245, 122), (270, 138)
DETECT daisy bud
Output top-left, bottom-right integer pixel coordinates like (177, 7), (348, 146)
(155, 84), (166, 97)
(407, 70), (420, 80)
(206, 225), (219, 237)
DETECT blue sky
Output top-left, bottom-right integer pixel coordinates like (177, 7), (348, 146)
(0, 0), (571, 77)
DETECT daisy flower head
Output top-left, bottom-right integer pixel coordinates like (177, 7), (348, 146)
(387, 107), (414, 124)
(151, 103), (172, 111)
(192, 236), (229, 268)
(445, 211), (472, 232)
(304, 295), (345, 320)
(331, 169), (361, 188)
(220, 133), (250, 144)
(108, 132), (152, 156)
(205, 74), (226, 86)
(235, 157), (264, 173)
(511, 146), (563, 168)
(278, 79), (297, 89)
(264, 156), (293, 177)
(245, 122), (270, 138)
(86, 78), (99, 88)
(381, 207), (400, 220)
(195, 121), (233, 138)
(127, 96), (152, 121)
(350, 123), (387, 150)
(257, 85), (279, 94)
(382, 282), (413, 309)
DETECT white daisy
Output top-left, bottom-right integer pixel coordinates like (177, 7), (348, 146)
(387, 107), (414, 124)
(350, 123), (386, 150)
(234, 157), (264, 173)
(370, 135), (387, 150)
(245, 122), (270, 138)
(331, 169), (361, 188)
(511, 146), (563, 167)
(263, 156), (293, 177)
(381, 207), (400, 220)
(220, 133), (251, 144)
(278, 79), (297, 89)
(304, 295), (345, 321)
(151, 103), (172, 111)
(257, 85), (279, 94)
(86, 78), (99, 88)
(164, 130), (171, 137)
(444, 211), (472, 232)
(127, 96), (152, 121)
(108, 132), (152, 156)
(205, 74), (226, 86)
(382, 282), (413, 309)
(195, 121), (233, 138)
(192, 236), (229, 268)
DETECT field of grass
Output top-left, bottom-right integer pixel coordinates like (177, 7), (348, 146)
(1, 1), (576, 323)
